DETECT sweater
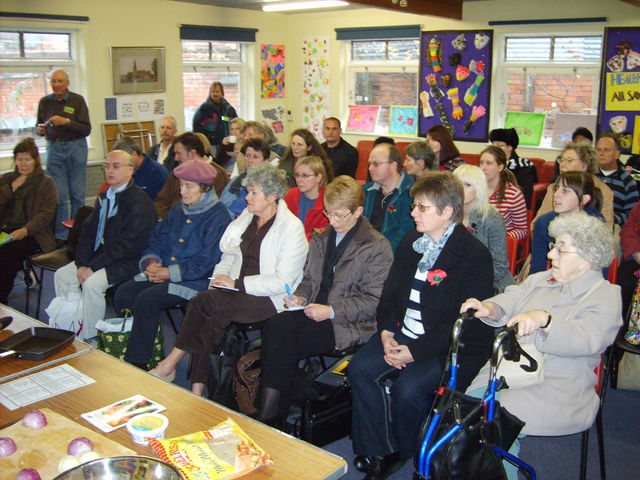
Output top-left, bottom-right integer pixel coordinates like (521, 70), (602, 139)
(596, 167), (639, 226)
(284, 186), (329, 241)
(488, 182), (529, 240)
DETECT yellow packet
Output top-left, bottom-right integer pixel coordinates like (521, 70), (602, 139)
(149, 418), (273, 480)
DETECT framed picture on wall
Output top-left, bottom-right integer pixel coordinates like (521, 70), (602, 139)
(111, 47), (166, 95)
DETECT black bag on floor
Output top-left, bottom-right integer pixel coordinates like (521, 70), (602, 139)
(298, 379), (352, 447)
(206, 324), (251, 409)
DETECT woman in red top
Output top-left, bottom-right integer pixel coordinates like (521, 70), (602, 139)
(480, 145), (529, 240)
(284, 156), (330, 240)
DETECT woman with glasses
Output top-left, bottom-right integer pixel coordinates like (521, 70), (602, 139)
(284, 156), (330, 240)
(530, 171), (604, 275)
(0, 137), (57, 303)
(348, 172), (495, 479)
(462, 212), (621, 479)
(535, 142), (614, 227)
(257, 175), (393, 426)
(279, 128), (333, 186)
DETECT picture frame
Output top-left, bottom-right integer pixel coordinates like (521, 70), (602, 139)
(111, 46), (165, 95)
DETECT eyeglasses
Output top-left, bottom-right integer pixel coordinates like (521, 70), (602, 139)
(548, 242), (579, 255)
(102, 163), (131, 171)
(411, 203), (437, 213)
(367, 161), (392, 168)
(294, 173), (318, 179)
(323, 210), (351, 220)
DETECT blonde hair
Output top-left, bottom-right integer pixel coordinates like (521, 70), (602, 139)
(295, 156), (328, 186)
(324, 175), (365, 213)
(453, 164), (493, 220)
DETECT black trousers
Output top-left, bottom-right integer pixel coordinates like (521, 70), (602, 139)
(0, 235), (39, 304)
(348, 331), (443, 459)
(260, 310), (336, 412)
(114, 279), (185, 365)
(617, 259), (639, 317)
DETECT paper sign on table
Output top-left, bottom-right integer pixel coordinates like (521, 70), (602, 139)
(81, 394), (165, 433)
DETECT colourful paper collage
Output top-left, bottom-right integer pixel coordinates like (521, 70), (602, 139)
(302, 37), (330, 139)
(505, 112), (546, 146)
(260, 105), (285, 133)
(261, 44), (285, 98)
(346, 105), (380, 133)
(598, 27), (640, 154)
(389, 106), (419, 136)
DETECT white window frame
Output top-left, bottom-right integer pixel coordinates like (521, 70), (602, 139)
(181, 40), (252, 130)
(491, 29), (603, 149)
(0, 27), (80, 158)
(343, 39), (419, 136)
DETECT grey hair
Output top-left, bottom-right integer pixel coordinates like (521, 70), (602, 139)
(112, 136), (142, 155)
(242, 162), (288, 200)
(453, 164), (494, 220)
(563, 142), (599, 174)
(548, 212), (614, 270)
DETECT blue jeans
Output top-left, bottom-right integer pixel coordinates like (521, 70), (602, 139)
(45, 137), (88, 239)
(348, 332), (443, 459)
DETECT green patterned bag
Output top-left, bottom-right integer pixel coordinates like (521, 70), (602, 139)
(97, 309), (164, 369)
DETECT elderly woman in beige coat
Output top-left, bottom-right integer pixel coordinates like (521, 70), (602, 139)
(462, 212), (621, 478)
(256, 175), (394, 426)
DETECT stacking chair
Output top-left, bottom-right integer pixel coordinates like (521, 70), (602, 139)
(24, 247), (72, 319)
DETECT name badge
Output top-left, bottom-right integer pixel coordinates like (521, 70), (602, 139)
(64, 106), (75, 114)
(221, 116), (230, 122)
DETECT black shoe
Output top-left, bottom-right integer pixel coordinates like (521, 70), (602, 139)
(362, 452), (406, 480)
(354, 455), (373, 472)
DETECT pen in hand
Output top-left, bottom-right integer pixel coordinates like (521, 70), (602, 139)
(285, 283), (294, 302)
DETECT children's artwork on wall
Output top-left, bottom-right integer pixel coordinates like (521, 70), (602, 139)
(389, 106), (418, 136)
(260, 105), (285, 133)
(302, 36), (330, 139)
(261, 44), (285, 98)
(598, 27), (640, 154)
(346, 105), (380, 133)
(505, 112), (546, 146)
(419, 30), (493, 142)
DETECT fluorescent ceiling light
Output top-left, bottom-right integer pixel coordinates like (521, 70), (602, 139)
(263, 1), (349, 12)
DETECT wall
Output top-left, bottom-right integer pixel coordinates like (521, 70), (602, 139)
(1, 0), (638, 173)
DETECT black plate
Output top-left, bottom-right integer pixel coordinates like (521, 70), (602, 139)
(0, 327), (75, 360)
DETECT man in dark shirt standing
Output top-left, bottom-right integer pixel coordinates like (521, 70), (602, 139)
(36, 69), (91, 243)
(321, 117), (359, 178)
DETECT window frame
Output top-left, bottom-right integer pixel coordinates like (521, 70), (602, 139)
(491, 30), (603, 149)
(343, 38), (420, 136)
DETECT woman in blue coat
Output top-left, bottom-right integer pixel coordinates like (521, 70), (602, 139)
(192, 81), (237, 150)
(115, 160), (230, 369)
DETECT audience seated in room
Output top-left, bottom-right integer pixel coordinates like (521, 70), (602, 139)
(147, 163), (308, 395)
(426, 124), (465, 172)
(284, 155), (330, 240)
(480, 145), (529, 240)
(148, 116), (178, 171)
(112, 136), (168, 201)
(257, 175), (393, 426)
(321, 117), (359, 178)
(232, 121), (282, 177)
(279, 128), (334, 187)
(403, 140), (437, 179)
(214, 117), (245, 174)
(349, 172), (495, 480)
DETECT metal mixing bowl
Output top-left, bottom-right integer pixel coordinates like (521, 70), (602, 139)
(53, 456), (184, 480)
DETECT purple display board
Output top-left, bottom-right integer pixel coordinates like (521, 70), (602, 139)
(419, 30), (493, 142)
(598, 27), (640, 154)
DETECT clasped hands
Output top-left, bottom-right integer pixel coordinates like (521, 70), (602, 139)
(381, 330), (414, 369)
(283, 294), (331, 322)
(460, 298), (549, 338)
(145, 261), (169, 283)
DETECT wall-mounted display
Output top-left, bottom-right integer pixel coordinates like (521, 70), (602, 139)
(111, 47), (165, 95)
(389, 106), (418, 136)
(505, 112), (546, 146)
(302, 37), (330, 138)
(261, 44), (285, 98)
(598, 26), (640, 154)
(346, 105), (380, 133)
(419, 30), (493, 142)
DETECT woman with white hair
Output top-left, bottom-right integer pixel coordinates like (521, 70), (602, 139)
(454, 164), (514, 292)
(462, 212), (622, 477)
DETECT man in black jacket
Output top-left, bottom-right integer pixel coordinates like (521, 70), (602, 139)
(53, 149), (156, 341)
(321, 117), (359, 178)
(148, 116), (177, 171)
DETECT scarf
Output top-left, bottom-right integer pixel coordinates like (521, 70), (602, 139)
(2, 167), (44, 232)
(412, 222), (456, 273)
(180, 189), (220, 216)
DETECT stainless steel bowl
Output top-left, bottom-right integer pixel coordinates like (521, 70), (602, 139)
(53, 456), (184, 480)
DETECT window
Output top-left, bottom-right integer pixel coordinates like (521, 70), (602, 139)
(495, 34), (602, 148)
(347, 39), (419, 133)
(182, 40), (247, 131)
(0, 30), (76, 153)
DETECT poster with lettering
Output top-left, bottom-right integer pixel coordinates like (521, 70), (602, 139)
(419, 30), (493, 142)
(598, 27), (640, 154)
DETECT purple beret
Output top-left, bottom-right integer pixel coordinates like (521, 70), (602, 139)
(174, 160), (217, 184)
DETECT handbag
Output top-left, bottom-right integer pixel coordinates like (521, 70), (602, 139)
(234, 348), (261, 414)
(496, 341), (544, 390)
(96, 309), (164, 369)
(46, 291), (84, 337)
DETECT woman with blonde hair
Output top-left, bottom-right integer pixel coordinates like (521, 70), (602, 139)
(284, 156), (330, 240)
(454, 164), (514, 292)
(215, 117), (246, 173)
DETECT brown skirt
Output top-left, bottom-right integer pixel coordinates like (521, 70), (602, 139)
(175, 288), (276, 383)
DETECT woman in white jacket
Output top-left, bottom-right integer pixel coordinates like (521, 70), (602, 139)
(150, 163), (308, 395)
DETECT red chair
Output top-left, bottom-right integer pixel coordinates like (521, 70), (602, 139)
(506, 236), (518, 276)
(607, 255), (618, 284)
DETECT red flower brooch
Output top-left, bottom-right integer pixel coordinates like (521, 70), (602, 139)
(314, 227), (325, 234)
(387, 204), (396, 214)
(427, 269), (447, 286)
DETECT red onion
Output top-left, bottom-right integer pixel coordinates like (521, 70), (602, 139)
(15, 469), (41, 480)
(22, 410), (47, 430)
(0, 437), (17, 456)
(67, 437), (93, 456)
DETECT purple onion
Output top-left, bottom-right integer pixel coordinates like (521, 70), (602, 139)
(0, 437), (17, 456)
(15, 469), (41, 480)
(22, 410), (47, 430)
(67, 437), (94, 456)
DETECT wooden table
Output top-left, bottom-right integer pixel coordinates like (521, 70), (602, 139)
(0, 349), (347, 479)
(0, 304), (91, 382)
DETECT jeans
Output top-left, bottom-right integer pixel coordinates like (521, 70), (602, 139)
(46, 138), (88, 239)
(348, 331), (443, 459)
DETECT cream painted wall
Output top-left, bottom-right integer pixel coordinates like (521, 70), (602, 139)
(2, 0), (638, 170)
